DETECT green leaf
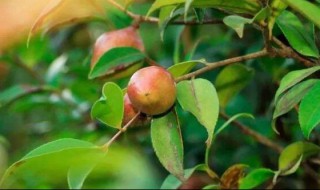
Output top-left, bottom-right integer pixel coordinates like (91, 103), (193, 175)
(0, 85), (53, 107)
(223, 16), (252, 38)
(276, 10), (319, 58)
(159, 7), (184, 40)
(184, 0), (194, 20)
(147, 0), (261, 17)
(215, 113), (254, 136)
(273, 79), (319, 119)
(268, 0), (288, 39)
(91, 82), (124, 129)
(220, 164), (248, 189)
(0, 139), (158, 189)
(177, 79), (219, 146)
(299, 82), (320, 138)
(215, 63), (254, 108)
(160, 164), (211, 189)
(239, 168), (275, 189)
(0, 139), (105, 189)
(274, 66), (320, 104)
(282, 0), (320, 29)
(67, 162), (96, 189)
(88, 47), (145, 79)
(151, 111), (184, 180)
(167, 59), (206, 78)
(278, 141), (320, 175)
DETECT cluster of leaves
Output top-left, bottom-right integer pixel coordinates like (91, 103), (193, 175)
(0, 0), (320, 189)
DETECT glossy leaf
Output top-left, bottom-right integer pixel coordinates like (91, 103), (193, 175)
(177, 79), (219, 146)
(276, 11), (319, 58)
(278, 141), (320, 175)
(239, 168), (275, 189)
(282, 0), (320, 29)
(223, 15), (252, 38)
(151, 111), (184, 180)
(184, 0), (194, 20)
(220, 164), (248, 189)
(159, 7), (184, 40)
(274, 66), (320, 104)
(147, 0), (261, 16)
(273, 79), (319, 119)
(88, 47), (145, 79)
(91, 82), (124, 129)
(168, 59), (206, 78)
(299, 82), (320, 138)
(215, 63), (254, 108)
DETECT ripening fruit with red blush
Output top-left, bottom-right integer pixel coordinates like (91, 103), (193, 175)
(123, 93), (139, 126)
(91, 26), (144, 67)
(127, 66), (176, 115)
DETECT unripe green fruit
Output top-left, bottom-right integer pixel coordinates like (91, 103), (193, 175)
(91, 26), (144, 67)
(127, 66), (176, 115)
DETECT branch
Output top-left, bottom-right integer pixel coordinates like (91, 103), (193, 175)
(220, 112), (283, 153)
(101, 112), (140, 151)
(176, 49), (269, 82)
(272, 37), (314, 67)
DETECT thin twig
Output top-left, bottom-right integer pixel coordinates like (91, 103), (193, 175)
(101, 112), (140, 151)
(176, 49), (269, 82)
(220, 112), (283, 153)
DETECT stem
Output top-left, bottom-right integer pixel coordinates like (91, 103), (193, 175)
(220, 112), (283, 153)
(176, 49), (269, 82)
(101, 112), (140, 151)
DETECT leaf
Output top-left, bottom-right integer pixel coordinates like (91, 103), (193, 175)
(67, 162), (96, 189)
(184, 0), (194, 20)
(220, 164), (248, 189)
(274, 66), (320, 104)
(239, 168), (275, 189)
(0, 85), (53, 107)
(159, 8), (184, 41)
(151, 111), (184, 180)
(215, 113), (254, 136)
(91, 82), (124, 129)
(0, 139), (105, 189)
(273, 79), (319, 119)
(147, 0), (261, 17)
(215, 63), (254, 108)
(223, 16), (252, 38)
(282, 0), (320, 29)
(167, 59), (206, 78)
(177, 79), (219, 147)
(276, 10), (319, 58)
(160, 164), (215, 189)
(278, 141), (320, 175)
(88, 47), (145, 79)
(0, 139), (158, 189)
(299, 82), (320, 138)
(268, 0), (288, 39)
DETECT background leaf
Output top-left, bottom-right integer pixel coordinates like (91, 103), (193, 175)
(89, 47), (145, 79)
(215, 63), (254, 108)
(299, 82), (320, 138)
(151, 111), (184, 180)
(278, 141), (320, 175)
(220, 164), (248, 189)
(91, 82), (123, 129)
(276, 10), (319, 58)
(177, 78), (219, 146)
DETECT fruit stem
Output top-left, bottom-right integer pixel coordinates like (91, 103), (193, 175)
(102, 112), (140, 151)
